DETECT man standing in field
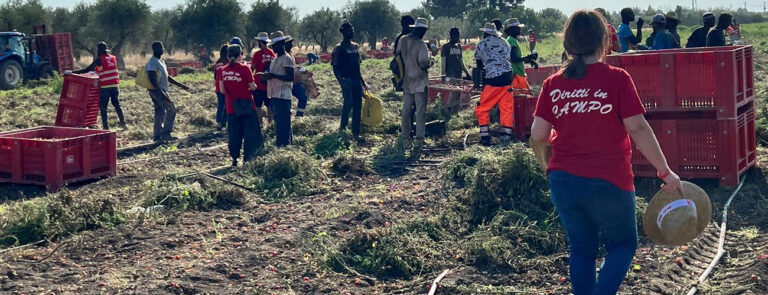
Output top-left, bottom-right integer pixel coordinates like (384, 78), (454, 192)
(251, 32), (275, 126)
(333, 22), (367, 143)
(617, 8), (644, 53)
(686, 12), (716, 48)
(646, 14), (678, 50)
(69, 41), (125, 130)
(393, 15), (415, 52)
(260, 31), (295, 147)
(707, 13), (733, 47)
(441, 28), (471, 110)
(146, 41), (190, 142)
(474, 23), (514, 146)
(398, 17), (433, 150)
(503, 18), (533, 91)
(665, 12), (681, 47)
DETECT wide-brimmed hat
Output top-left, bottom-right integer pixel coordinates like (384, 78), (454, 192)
(651, 14), (667, 25)
(254, 32), (271, 43)
(643, 181), (712, 246)
(504, 18), (525, 29)
(268, 31), (288, 46)
(409, 17), (429, 29)
(666, 12), (680, 24)
(479, 22), (501, 36)
(284, 35), (294, 43)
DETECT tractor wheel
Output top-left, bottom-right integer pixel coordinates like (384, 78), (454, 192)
(0, 60), (23, 90)
(37, 64), (54, 80)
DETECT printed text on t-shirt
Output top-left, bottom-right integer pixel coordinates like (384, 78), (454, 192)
(549, 88), (613, 119)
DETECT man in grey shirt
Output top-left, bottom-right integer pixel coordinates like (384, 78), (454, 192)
(398, 17), (433, 149)
(146, 41), (190, 142)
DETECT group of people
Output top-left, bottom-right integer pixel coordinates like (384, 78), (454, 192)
(613, 8), (739, 52)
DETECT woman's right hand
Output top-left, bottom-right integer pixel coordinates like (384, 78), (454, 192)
(660, 169), (684, 195)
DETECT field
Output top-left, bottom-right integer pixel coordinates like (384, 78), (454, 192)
(0, 25), (768, 295)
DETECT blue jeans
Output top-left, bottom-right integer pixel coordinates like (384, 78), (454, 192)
(548, 170), (638, 295)
(293, 83), (308, 116)
(216, 92), (226, 126)
(271, 98), (292, 147)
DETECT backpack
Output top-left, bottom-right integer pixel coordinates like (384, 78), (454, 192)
(389, 52), (405, 92)
(136, 67), (156, 89)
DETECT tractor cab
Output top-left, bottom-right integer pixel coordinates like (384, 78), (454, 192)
(0, 26), (73, 90)
(0, 32), (29, 89)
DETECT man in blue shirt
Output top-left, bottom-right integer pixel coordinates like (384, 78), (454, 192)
(649, 14), (677, 50)
(617, 8), (644, 53)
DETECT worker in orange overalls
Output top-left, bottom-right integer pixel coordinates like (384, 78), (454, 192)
(474, 23), (515, 146)
(69, 41), (125, 130)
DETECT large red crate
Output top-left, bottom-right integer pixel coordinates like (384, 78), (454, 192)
(525, 65), (561, 86)
(0, 126), (117, 191)
(167, 67), (178, 77)
(605, 46), (753, 119)
(631, 102), (756, 186)
(513, 94), (537, 140)
(56, 73), (100, 128)
(428, 78), (477, 108)
(52, 33), (74, 72)
(319, 53), (332, 63)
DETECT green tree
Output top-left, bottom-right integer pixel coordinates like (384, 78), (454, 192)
(536, 8), (566, 36)
(51, 4), (96, 59)
(300, 8), (342, 53)
(89, 0), (151, 69)
(427, 0), (470, 19)
(346, 0), (400, 49)
(245, 0), (297, 41)
(172, 0), (243, 58)
(0, 0), (51, 34)
(148, 9), (179, 55)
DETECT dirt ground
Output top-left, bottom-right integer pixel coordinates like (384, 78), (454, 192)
(1, 46), (768, 295)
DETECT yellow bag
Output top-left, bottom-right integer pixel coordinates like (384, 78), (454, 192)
(135, 67), (156, 89)
(361, 91), (383, 126)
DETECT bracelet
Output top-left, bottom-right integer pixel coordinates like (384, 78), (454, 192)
(657, 169), (671, 180)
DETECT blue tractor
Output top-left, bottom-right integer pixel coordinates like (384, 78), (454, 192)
(0, 31), (56, 90)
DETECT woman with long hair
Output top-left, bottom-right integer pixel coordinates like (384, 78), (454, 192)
(219, 45), (263, 166)
(530, 9), (682, 294)
(214, 44), (229, 131)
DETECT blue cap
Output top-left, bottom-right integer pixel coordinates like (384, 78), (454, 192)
(651, 14), (666, 25)
(230, 37), (243, 46)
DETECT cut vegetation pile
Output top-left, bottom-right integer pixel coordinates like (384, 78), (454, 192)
(234, 148), (324, 198)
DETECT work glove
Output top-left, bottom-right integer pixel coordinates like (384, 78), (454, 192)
(637, 18), (645, 29)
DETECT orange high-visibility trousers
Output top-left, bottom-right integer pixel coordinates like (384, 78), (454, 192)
(475, 84), (515, 136)
(512, 75), (530, 92)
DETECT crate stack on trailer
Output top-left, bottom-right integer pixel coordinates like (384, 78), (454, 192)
(605, 45), (756, 186)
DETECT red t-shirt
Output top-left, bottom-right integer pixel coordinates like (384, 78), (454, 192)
(221, 62), (255, 114)
(214, 62), (226, 93)
(607, 24), (620, 53)
(534, 63), (646, 191)
(251, 48), (276, 91)
(529, 32), (537, 43)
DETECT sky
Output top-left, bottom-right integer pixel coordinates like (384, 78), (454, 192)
(39, 0), (766, 16)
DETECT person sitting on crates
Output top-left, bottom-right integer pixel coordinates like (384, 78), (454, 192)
(707, 13), (733, 47)
(474, 22), (515, 146)
(686, 12), (716, 48)
(530, 10), (682, 295)
(68, 41), (126, 130)
(441, 28), (472, 111)
(503, 18), (537, 92)
(617, 8), (644, 53)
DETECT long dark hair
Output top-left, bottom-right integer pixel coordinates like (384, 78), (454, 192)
(216, 44), (229, 64)
(227, 45), (242, 67)
(562, 9), (609, 80)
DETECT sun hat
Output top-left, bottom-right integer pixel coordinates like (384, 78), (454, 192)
(651, 14), (667, 25)
(268, 31), (288, 46)
(643, 181), (712, 246)
(479, 22), (501, 36)
(284, 35), (294, 43)
(254, 32), (271, 43)
(504, 18), (525, 29)
(409, 17), (429, 29)
(666, 12), (680, 25)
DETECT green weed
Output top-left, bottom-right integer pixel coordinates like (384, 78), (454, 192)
(312, 131), (353, 158)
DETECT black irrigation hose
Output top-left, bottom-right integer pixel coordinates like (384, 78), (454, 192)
(685, 175), (747, 295)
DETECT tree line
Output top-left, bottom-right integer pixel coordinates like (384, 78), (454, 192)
(0, 0), (762, 68)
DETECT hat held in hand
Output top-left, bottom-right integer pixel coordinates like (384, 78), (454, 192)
(643, 181), (712, 246)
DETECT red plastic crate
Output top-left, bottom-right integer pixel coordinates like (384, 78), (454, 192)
(167, 67), (178, 77)
(525, 65), (561, 86)
(319, 53), (332, 63)
(294, 56), (308, 64)
(56, 73), (100, 128)
(605, 45), (754, 119)
(427, 79), (476, 108)
(177, 61), (202, 69)
(52, 33), (74, 72)
(513, 93), (537, 140)
(631, 102), (756, 186)
(0, 126), (117, 192)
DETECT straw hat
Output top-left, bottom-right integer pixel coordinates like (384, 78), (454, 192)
(643, 181), (712, 246)
(268, 31), (288, 46)
(409, 17), (430, 29)
(479, 22), (501, 36)
(254, 32), (271, 43)
(504, 18), (525, 29)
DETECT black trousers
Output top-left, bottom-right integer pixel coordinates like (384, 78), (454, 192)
(227, 113), (263, 162)
(99, 87), (125, 129)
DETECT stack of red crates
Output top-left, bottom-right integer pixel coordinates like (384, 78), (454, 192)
(55, 73), (101, 128)
(0, 126), (117, 192)
(605, 45), (755, 186)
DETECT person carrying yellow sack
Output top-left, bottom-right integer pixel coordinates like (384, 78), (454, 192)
(474, 22), (515, 146)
